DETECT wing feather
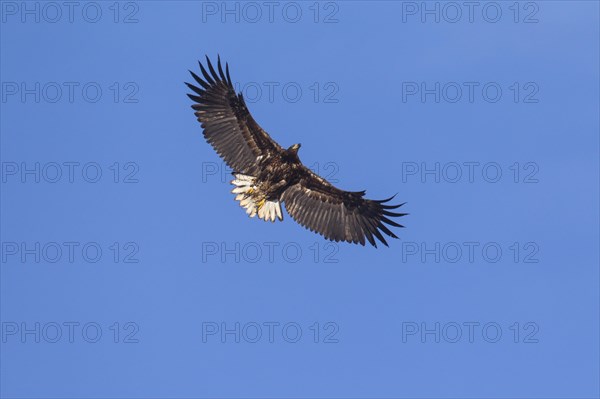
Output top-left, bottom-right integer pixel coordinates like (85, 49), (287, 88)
(186, 55), (284, 173)
(282, 168), (406, 247)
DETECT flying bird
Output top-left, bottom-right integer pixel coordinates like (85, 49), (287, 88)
(186, 56), (407, 247)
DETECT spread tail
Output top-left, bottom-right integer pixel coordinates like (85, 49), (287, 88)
(231, 174), (283, 222)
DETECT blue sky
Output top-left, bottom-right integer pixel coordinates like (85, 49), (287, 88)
(1, 1), (599, 398)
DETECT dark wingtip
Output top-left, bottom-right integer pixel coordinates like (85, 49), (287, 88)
(377, 193), (398, 203)
(381, 215), (404, 227)
(217, 55), (227, 82)
(371, 228), (388, 247)
(378, 222), (399, 239)
(185, 82), (204, 96)
(383, 211), (408, 217)
(381, 203), (404, 210)
(189, 69), (209, 90)
(225, 62), (232, 86)
(205, 55), (220, 82)
(186, 93), (202, 102)
(198, 59), (214, 84)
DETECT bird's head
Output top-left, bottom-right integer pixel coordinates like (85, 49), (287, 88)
(288, 143), (302, 154)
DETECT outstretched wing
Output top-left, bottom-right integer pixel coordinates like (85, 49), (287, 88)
(281, 168), (407, 247)
(186, 56), (284, 173)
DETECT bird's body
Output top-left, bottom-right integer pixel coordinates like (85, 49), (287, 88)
(255, 146), (303, 200)
(187, 56), (407, 247)
(230, 148), (301, 222)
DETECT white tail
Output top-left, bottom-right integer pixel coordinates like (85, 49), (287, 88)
(231, 174), (283, 222)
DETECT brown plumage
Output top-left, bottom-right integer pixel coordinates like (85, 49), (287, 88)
(186, 56), (407, 247)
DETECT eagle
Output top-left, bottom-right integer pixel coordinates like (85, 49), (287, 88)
(186, 56), (407, 247)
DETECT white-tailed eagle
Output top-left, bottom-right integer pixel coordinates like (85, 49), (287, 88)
(186, 56), (407, 247)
